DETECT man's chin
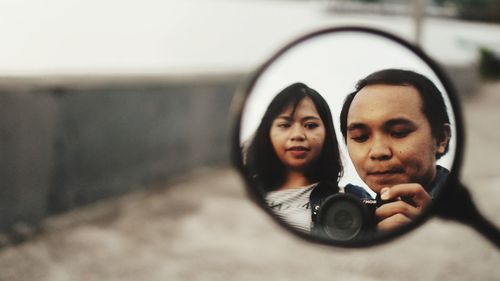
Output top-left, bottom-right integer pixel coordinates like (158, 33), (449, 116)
(366, 177), (409, 193)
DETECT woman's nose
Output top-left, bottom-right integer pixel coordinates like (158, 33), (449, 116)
(290, 125), (306, 141)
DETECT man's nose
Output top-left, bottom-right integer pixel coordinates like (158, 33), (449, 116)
(369, 136), (392, 160)
(290, 125), (306, 141)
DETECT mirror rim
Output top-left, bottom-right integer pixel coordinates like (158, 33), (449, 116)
(231, 26), (465, 248)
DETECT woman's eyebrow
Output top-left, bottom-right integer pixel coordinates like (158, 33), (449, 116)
(300, 116), (320, 122)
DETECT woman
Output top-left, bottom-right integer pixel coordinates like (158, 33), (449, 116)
(245, 82), (345, 232)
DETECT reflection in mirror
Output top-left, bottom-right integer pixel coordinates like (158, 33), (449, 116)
(237, 29), (457, 243)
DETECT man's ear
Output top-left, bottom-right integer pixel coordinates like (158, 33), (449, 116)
(436, 123), (451, 156)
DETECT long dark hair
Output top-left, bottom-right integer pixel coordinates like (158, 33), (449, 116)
(245, 82), (342, 192)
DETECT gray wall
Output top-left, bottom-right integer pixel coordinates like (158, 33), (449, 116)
(443, 62), (480, 97)
(0, 75), (241, 233)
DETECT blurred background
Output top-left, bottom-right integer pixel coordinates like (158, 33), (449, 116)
(1, 0), (500, 280)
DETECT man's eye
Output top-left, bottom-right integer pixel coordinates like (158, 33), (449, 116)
(350, 134), (368, 143)
(304, 122), (319, 129)
(391, 130), (411, 138)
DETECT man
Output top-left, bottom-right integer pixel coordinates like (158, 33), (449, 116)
(340, 69), (451, 232)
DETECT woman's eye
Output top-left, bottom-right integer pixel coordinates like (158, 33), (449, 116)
(304, 123), (319, 129)
(277, 123), (291, 128)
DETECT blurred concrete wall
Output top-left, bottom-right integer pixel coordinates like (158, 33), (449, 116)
(443, 62), (480, 97)
(0, 75), (241, 233)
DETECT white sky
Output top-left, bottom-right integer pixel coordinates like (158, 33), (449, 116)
(1, 0), (499, 76)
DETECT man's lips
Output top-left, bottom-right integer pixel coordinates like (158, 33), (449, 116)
(367, 167), (405, 176)
(365, 166), (406, 186)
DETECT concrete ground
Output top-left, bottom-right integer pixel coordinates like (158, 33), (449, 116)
(1, 82), (500, 281)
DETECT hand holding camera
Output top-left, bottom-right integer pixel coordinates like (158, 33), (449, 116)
(375, 183), (432, 232)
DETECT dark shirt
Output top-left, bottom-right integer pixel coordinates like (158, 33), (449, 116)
(428, 165), (450, 198)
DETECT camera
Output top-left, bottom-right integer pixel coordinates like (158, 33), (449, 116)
(311, 193), (378, 241)
(311, 191), (410, 241)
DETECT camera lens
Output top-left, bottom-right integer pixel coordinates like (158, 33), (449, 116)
(316, 194), (372, 241)
(333, 209), (354, 230)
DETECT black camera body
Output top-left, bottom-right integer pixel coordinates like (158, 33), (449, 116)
(312, 193), (379, 241)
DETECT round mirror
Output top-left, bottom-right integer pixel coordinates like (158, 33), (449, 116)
(231, 27), (463, 247)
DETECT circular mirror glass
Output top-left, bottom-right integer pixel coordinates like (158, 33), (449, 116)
(232, 27), (461, 247)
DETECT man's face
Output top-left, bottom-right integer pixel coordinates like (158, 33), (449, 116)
(346, 84), (447, 193)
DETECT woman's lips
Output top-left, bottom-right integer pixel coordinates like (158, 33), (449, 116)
(286, 146), (310, 158)
(287, 146), (309, 151)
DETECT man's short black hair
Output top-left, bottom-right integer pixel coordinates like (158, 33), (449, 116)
(340, 69), (450, 158)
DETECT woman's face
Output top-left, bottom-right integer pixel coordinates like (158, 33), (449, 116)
(269, 97), (326, 172)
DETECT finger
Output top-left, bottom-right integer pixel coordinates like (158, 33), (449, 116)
(381, 183), (431, 208)
(377, 213), (411, 232)
(375, 200), (421, 220)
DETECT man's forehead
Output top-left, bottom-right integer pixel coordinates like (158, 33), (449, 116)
(348, 84), (424, 124)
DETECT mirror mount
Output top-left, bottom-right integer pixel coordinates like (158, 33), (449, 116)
(435, 179), (500, 248)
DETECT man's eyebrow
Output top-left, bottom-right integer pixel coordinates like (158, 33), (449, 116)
(347, 122), (367, 131)
(384, 118), (416, 128)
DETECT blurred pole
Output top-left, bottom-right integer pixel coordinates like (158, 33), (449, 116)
(412, 0), (426, 46)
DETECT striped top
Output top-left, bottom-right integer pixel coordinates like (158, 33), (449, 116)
(265, 183), (317, 233)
